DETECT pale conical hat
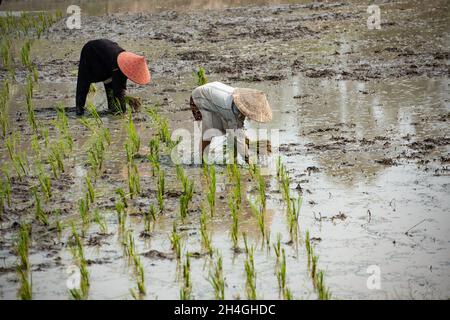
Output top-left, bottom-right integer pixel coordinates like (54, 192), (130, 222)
(232, 88), (272, 123)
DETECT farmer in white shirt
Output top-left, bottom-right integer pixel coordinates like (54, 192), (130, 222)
(190, 81), (272, 163)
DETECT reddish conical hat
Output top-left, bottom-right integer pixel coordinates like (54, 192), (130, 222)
(117, 52), (151, 85)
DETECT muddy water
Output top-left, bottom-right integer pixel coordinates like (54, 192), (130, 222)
(1, 0), (449, 300)
(1, 74), (448, 299)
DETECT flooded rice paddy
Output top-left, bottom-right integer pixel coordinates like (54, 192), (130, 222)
(0, 0), (449, 299)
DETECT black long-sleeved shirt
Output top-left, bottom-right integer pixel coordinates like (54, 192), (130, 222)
(76, 39), (127, 114)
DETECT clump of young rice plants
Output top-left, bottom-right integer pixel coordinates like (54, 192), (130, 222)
(169, 222), (182, 260)
(36, 162), (52, 201)
(5, 133), (29, 179)
(55, 104), (73, 152)
(157, 169), (165, 212)
(0, 79), (10, 138)
(251, 165), (267, 210)
(209, 254), (225, 300)
(249, 199), (266, 245)
(273, 233), (281, 265)
(244, 246), (257, 300)
(203, 163), (216, 216)
(127, 162), (141, 199)
(25, 75), (37, 132)
(81, 117), (111, 177)
(287, 196), (302, 242)
(93, 209), (107, 234)
(0, 175), (12, 219)
(115, 198), (127, 234)
(21, 40), (33, 71)
(148, 138), (160, 176)
(180, 254), (191, 300)
(125, 232), (146, 298)
(78, 197), (90, 228)
(228, 163), (241, 209)
(228, 196), (239, 252)
(144, 204), (156, 234)
(16, 223), (32, 300)
(126, 111), (140, 156)
(276, 248), (287, 292)
(304, 230), (331, 300)
(69, 223), (90, 300)
(32, 187), (48, 225)
(48, 141), (66, 178)
(177, 165), (194, 219)
(200, 206), (213, 255)
(196, 67), (208, 86)
(115, 188), (128, 208)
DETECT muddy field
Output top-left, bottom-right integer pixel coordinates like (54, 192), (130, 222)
(0, 0), (449, 299)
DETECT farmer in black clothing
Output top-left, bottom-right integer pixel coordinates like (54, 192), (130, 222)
(75, 39), (151, 116)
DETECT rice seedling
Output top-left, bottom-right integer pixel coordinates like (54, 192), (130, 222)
(5, 134), (29, 179)
(21, 40), (32, 70)
(256, 168), (267, 210)
(115, 199), (126, 234)
(36, 164), (52, 200)
(316, 270), (331, 300)
(55, 104), (73, 152)
(196, 67), (208, 86)
(16, 222), (32, 299)
(148, 138), (160, 176)
(204, 164), (216, 217)
(144, 204), (156, 233)
(127, 163), (141, 199)
(32, 187), (48, 225)
(0, 173), (11, 219)
(79, 198), (90, 227)
(209, 255), (225, 300)
(85, 175), (95, 205)
(228, 196), (239, 251)
(0, 79), (10, 138)
(126, 111), (140, 156)
(180, 255), (191, 300)
(48, 141), (65, 178)
(93, 209), (107, 234)
(124, 232), (146, 297)
(273, 233), (281, 264)
(54, 209), (62, 236)
(305, 230), (311, 268)
(169, 222), (182, 260)
(25, 75), (37, 132)
(115, 188), (128, 208)
(17, 223), (30, 271)
(244, 246), (257, 300)
(41, 127), (49, 148)
(200, 205), (213, 255)
(159, 117), (172, 147)
(249, 199), (266, 243)
(276, 249), (286, 291)
(177, 166), (194, 219)
(17, 267), (32, 300)
(0, 38), (11, 70)
(84, 101), (102, 126)
(157, 169), (165, 212)
(287, 196), (302, 242)
(283, 287), (293, 300)
(69, 223), (89, 299)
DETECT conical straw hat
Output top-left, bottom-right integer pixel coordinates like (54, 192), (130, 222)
(117, 52), (151, 85)
(232, 88), (272, 123)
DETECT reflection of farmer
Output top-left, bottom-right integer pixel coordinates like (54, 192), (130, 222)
(75, 39), (150, 116)
(190, 81), (272, 161)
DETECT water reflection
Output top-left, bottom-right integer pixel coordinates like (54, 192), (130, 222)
(1, 0), (311, 15)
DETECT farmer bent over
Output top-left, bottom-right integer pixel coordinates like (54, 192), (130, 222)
(75, 39), (150, 116)
(190, 81), (272, 162)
